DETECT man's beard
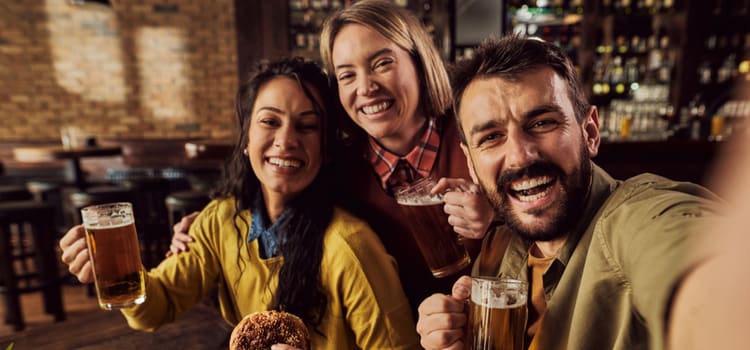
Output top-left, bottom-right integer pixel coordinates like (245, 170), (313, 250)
(479, 144), (592, 242)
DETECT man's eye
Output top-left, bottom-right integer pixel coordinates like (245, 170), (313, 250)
(530, 119), (558, 131)
(477, 132), (503, 146)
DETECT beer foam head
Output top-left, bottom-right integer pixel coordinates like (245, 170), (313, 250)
(471, 289), (527, 309)
(471, 279), (527, 308)
(84, 216), (134, 229)
(81, 202), (135, 229)
(396, 194), (444, 206)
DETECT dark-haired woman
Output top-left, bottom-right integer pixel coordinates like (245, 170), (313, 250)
(59, 57), (419, 349)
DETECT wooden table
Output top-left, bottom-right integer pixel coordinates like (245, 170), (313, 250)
(0, 304), (232, 349)
(13, 145), (122, 189)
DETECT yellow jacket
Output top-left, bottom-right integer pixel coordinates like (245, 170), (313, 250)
(122, 197), (420, 349)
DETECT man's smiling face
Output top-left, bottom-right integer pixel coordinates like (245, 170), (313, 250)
(458, 68), (599, 241)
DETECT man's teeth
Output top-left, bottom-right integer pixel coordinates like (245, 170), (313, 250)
(268, 158), (301, 168)
(361, 101), (391, 115)
(510, 176), (552, 191)
(516, 187), (551, 202)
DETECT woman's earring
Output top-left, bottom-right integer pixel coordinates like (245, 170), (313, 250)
(243, 149), (248, 156)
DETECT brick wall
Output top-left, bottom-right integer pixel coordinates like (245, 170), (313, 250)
(0, 0), (239, 142)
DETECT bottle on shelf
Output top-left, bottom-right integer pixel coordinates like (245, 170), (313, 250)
(569, 0), (584, 14)
(661, 0), (674, 12)
(717, 54), (738, 84)
(613, 0), (633, 15)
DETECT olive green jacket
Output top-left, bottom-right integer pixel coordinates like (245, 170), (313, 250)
(473, 164), (720, 350)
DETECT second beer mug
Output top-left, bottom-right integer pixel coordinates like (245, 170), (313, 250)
(394, 177), (470, 278)
(466, 277), (527, 350)
(81, 202), (146, 310)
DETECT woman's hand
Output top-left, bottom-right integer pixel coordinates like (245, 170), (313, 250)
(165, 211), (199, 257)
(432, 177), (496, 240)
(59, 225), (94, 283)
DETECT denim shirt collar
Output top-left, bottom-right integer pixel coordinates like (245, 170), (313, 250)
(248, 191), (289, 259)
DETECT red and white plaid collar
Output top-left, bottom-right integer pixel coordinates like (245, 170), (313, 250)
(366, 117), (441, 191)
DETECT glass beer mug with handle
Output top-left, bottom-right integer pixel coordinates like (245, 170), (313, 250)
(81, 202), (146, 310)
(394, 177), (471, 278)
(466, 277), (528, 350)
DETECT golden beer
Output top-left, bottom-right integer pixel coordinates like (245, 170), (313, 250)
(82, 202), (146, 310)
(466, 278), (527, 350)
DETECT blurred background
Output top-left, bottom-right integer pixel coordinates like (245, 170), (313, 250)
(0, 0), (747, 340)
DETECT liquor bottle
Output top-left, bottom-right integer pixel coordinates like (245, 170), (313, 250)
(616, 35), (629, 54)
(632, 35), (647, 54)
(592, 57), (610, 97)
(551, 0), (565, 15)
(610, 56), (626, 97)
(635, 0), (648, 14)
(657, 35), (672, 84)
(661, 0), (674, 12)
(569, 0), (584, 13)
(698, 60), (713, 86)
(717, 54), (737, 84)
(613, 0), (633, 14)
(625, 57), (640, 87)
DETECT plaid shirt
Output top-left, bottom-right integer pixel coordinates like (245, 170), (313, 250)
(367, 117), (441, 192)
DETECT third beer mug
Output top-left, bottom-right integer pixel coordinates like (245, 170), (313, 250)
(394, 177), (470, 277)
(466, 277), (527, 350)
(81, 202), (146, 310)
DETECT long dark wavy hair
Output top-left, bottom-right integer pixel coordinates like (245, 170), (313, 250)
(211, 57), (339, 329)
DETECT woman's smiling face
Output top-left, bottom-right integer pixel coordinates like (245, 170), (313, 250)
(247, 76), (323, 205)
(331, 23), (425, 154)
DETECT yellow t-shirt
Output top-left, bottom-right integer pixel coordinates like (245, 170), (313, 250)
(121, 197), (420, 349)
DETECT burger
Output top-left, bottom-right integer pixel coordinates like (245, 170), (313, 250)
(229, 310), (310, 350)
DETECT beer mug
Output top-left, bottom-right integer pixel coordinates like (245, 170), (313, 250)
(394, 177), (470, 278)
(81, 202), (146, 310)
(466, 277), (527, 350)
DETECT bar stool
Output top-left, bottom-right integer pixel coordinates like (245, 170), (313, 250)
(165, 190), (211, 231)
(121, 177), (171, 269)
(26, 181), (65, 235)
(184, 168), (221, 192)
(0, 185), (33, 202)
(0, 200), (66, 331)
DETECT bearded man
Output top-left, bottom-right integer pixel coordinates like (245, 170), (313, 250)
(416, 35), (721, 350)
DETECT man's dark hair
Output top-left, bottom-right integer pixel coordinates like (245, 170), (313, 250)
(451, 35), (589, 143)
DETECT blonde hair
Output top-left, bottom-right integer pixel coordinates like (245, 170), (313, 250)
(319, 0), (452, 117)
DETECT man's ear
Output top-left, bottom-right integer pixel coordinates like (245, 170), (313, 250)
(582, 106), (601, 158)
(460, 143), (479, 184)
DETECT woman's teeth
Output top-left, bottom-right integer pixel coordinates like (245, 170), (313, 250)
(268, 157), (301, 168)
(361, 101), (391, 115)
